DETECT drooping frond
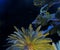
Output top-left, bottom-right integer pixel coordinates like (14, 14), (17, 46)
(56, 41), (60, 50)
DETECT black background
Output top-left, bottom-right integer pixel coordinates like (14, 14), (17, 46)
(0, 0), (40, 50)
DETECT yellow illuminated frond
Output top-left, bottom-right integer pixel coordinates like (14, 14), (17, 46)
(21, 27), (26, 33)
(7, 24), (55, 50)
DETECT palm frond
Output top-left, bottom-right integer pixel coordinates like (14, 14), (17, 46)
(7, 24), (55, 50)
(33, 0), (58, 6)
(56, 41), (60, 50)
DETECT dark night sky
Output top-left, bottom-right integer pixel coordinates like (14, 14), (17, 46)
(0, 0), (40, 50)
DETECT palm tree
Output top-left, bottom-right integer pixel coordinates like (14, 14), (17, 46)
(7, 24), (55, 50)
